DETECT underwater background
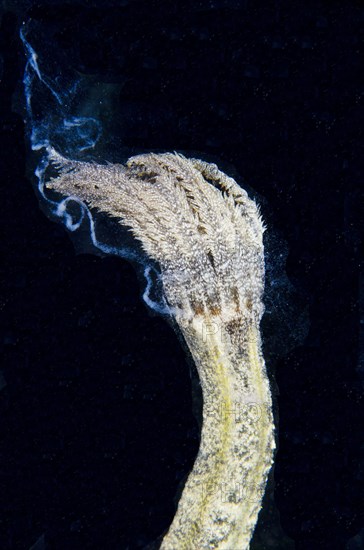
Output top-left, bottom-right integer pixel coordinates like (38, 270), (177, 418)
(0, 1), (362, 549)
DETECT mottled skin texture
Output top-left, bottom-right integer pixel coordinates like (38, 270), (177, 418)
(46, 150), (275, 549)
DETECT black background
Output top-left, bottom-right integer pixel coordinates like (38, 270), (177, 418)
(0, 1), (363, 549)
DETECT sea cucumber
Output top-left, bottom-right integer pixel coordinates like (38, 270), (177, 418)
(46, 149), (276, 549)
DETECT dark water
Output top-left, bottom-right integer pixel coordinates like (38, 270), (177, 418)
(0, 1), (362, 549)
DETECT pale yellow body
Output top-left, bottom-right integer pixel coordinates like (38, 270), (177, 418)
(46, 149), (275, 549)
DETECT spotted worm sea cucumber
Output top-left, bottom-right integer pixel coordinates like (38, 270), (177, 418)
(45, 149), (276, 549)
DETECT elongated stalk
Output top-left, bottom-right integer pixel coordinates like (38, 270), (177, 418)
(45, 149), (275, 549)
(161, 316), (274, 549)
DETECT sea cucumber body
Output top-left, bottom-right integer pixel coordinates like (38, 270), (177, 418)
(46, 150), (275, 549)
